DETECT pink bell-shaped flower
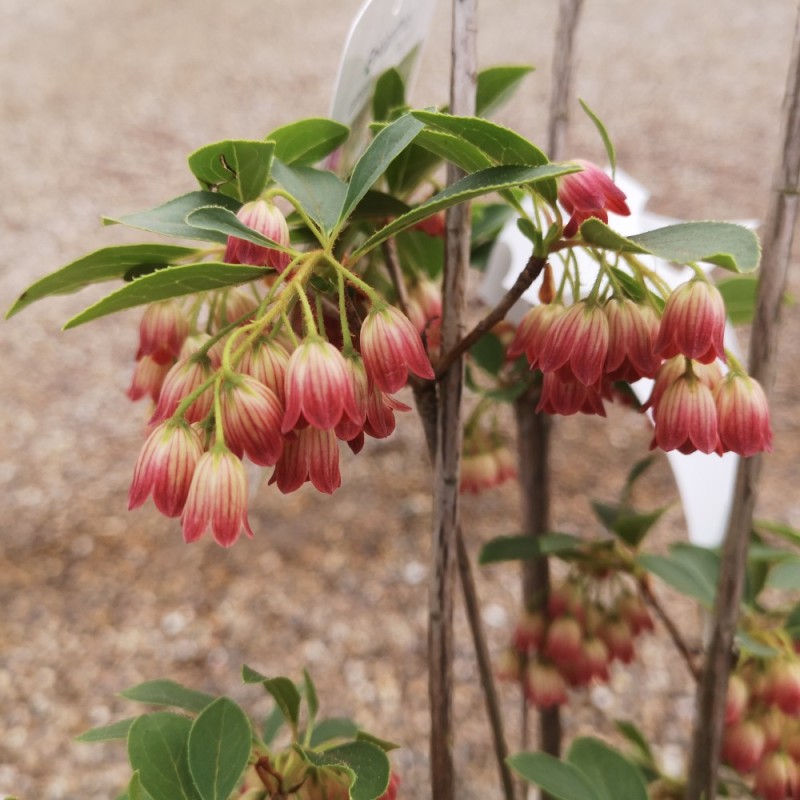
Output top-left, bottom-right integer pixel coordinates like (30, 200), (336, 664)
(722, 720), (766, 773)
(128, 422), (204, 518)
(136, 300), (189, 365)
(506, 303), (563, 368)
(181, 446), (253, 547)
(150, 356), (215, 425)
(651, 371), (719, 454)
(525, 660), (568, 708)
(755, 752), (799, 800)
(604, 298), (660, 381)
(359, 304), (435, 393)
(557, 160), (631, 238)
(220, 375), (284, 467)
(127, 354), (172, 403)
(224, 199), (292, 271)
(539, 301), (609, 387)
(239, 338), (290, 405)
(655, 279), (727, 364)
(714, 373), (773, 457)
(269, 427), (341, 495)
(282, 338), (359, 433)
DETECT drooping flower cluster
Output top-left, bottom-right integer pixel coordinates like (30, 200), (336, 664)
(497, 574), (654, 708)
(509, 269), (772, 457)
(722, 655), (800, 799)
(126, 203), (434, 547)
(460, 431), (517, 495)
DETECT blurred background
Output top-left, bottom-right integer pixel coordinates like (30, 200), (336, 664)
(1, 1), (799, 797)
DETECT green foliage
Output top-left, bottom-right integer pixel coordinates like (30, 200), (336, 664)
(372, 68), (406, 123)
(308, 717), (359, 748)
(396, 229), (443, 280)
(267, 118), (349, 166)
(6, 244), (200, 318)
(103, 191), (241, 242)
(186, 206), (292, 252)
(305, 741), (391, 800)
(638, 544), (719, 609)
(63, 263), (269, 329)
(717, 273), (759, 324)
(479, 533), (585, 564)
(187, 140), (274, 202)
(580, 219), (761, 273)
(591, 501), (668, 549)
(469, 333), (505, 375)
(578, 99), (617, 177)
(187, 698), (252, 800)
(508, 752), (600, 800)
(120, 680), (215, 714)
(76, 717), (136, 743)
(476, 65), (535, 117)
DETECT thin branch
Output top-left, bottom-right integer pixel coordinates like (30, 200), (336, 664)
(638, 580), (700, 682)
(686, 5), (800, 798)
(381, 238), (412, 317)
(435, 254), (547, 379)
(428, 2), (478, 798)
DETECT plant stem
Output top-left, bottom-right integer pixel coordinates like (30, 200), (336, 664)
(428, 2), (477, 797)
(434, 254), (547, 379)
(685, 5), (800, 798)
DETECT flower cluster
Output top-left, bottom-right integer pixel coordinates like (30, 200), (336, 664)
(127, 202), (434, 547)
(509, 262), (772, 457)
(460, 426), (517, 495)
(498, 574), (654, 708)
(722, 655), (800, 799)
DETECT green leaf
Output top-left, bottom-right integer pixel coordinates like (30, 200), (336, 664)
(339, 113), (425, 225)
(188, 697), (252, 800)
(469, 333), (505, 375)
(581, 219), (761, 273)
(508, 752), (600, 800)
(271, 158), (346, 234)
(767, 558), (800, 591)
(267, 118), (349, 166)
(6, 244), (199, 318)
(63, 263), (269, 329)
(354, 729), (402, 752)
(372, 68), (406, 122)
(303, 669), (319, 725)
(320, 741), (391, 800)
(472, 203), (516, 249)
(590, 501), (667, 548)
(76, 717), (136, 743)
(308, 717), (359, 748)
(395, 229), (444, 280)
(406, 127), (493, 173)
(186, 206), (294, 255)
(262, 704), (286, 745)
(128, 712), (200, 800)
(785, 603), (800, 640)
(613, 720), (656, 767)
(479, 533), (584, 564)
(120, 680), (215, 714)
(578, 99), (617, 177)
(350, 190), (410, 221)
(623, 455), (657, 495)
(637, 549), (718, 608)
(567, 737), (648, 800)
(716, 274), (761, 325)
(736, 631), (779, 658)
(241, 664), (268, 684)
(754, 519), (800, 546)
(412, 111), (548, 167)
(128, 771), (154, 800)
(476, 65), (535, 117)
(263, 677), (301, 728)
(353, 163), (578, 259)
(187, 140), (274, 202)
(103, 191), (242, 242)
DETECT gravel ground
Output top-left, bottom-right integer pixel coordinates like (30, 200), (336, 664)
(2, 1), (800, 798)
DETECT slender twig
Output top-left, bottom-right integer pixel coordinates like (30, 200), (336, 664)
(435, 254), (547, 379)
(381, 238), (412, 317)
(686, 5), (800, 798)
(428, 2), (478, 798)
(638, 580), (700, 682)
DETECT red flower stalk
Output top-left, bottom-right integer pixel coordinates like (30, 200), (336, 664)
(181, 446), (253, 547)
(651, 371), (719, 454)
(223, 199), (292, 271)
(604, 298), (661, 381)
(269, 427), (341, 495)
(360, 304), (435, 393)
(282, 339), (359, 433)
(558, 159), (631, 238)
(220, 375), (284, 467)
(150, 357), (215, 425)
(136, 300), (189, 365)
(525, 660), (568, 708)
(536, 371), (607, 417)
(722, 720), (766, 773)
(127, 354), (172, 403)
(715, 373), (773, 457)
(654, 279), (727, 364)
(539, 301), (609, 386)
(128, 422), (204, 517)
(506, 303), (563, 367)
(239, 338), (290, 405)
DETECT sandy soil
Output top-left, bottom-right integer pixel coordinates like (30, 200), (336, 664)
(2, 1), (799, 798)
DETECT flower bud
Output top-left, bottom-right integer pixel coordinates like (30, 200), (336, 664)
(544, 616), (583, 666)
(557, 160), (631, 238)
(525, 660), (568, 708)
(137, 300), (189, 365)
(715, 373), (773, 457)
(755, 752), (799, 800)
(224, 199), (292, 271)
(722, 720), (766, 773)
